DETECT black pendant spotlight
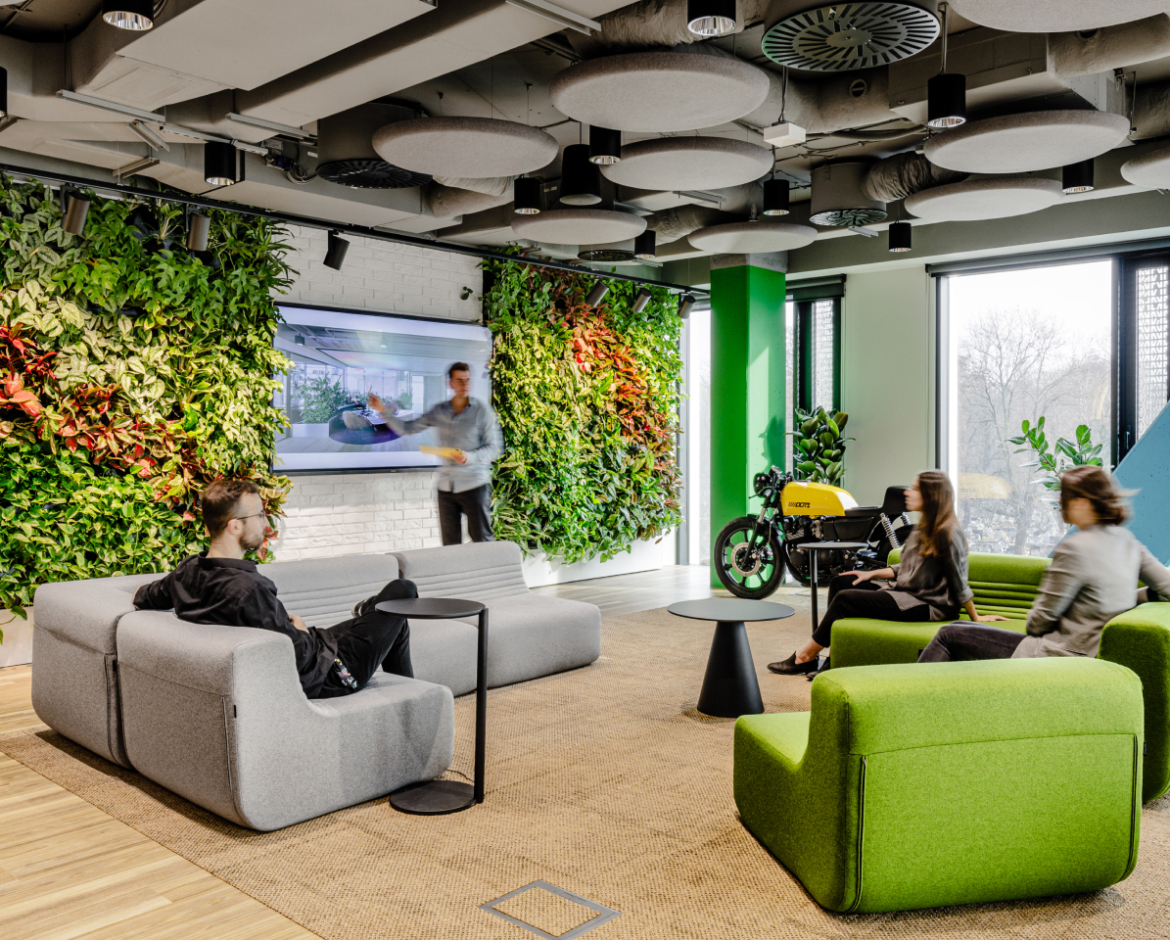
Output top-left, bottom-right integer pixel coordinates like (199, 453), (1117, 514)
(589, 126), (621, 166)
(763, 178), (790, 217)
(559, 143), (602, 206)
(204, 141), (239, 186)
(678, 294), (696, 320)
(1062, 159), (1095, 194)
(513, 176), (543, 215)
(585, 280), (610, 307)
(324, 230), (350, 270)
(687, 0), (737, 37)
(888, 221), (912, 253)
(927, 3), (966, 129)
(102, 0), (155, 30)
(62, 192), (91, 236)
(634, 230), (656, 260)
(632, 289), (652, 314)
(186, 213), (210, 252)
(0, 66), (7, 119)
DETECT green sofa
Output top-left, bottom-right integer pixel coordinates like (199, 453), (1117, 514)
(734, 658), (1143, 913)
(830, 549), (1170, 803)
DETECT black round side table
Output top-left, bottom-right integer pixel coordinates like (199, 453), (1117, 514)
(376, 597), (487, 815)
(667, 599), (795, 718)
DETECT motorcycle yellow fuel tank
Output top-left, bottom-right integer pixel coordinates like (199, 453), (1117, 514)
(780, 480), (859, 517)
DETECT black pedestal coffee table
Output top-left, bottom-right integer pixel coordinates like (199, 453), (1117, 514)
(667, 598), (795, 718)
(376, 596), (487, 815)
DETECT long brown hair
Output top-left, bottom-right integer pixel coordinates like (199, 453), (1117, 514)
(1059, 466), (1130, 526)
(914, 470), (959, 557)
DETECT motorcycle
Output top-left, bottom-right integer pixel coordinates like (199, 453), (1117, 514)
(713, 466), (914, 599)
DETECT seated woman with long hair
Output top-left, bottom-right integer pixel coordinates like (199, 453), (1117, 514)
(919, 465), (1170, 662)
(769, 470), (1006, 676)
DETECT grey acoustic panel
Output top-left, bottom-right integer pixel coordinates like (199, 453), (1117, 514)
(951, 0), (1170, 32)
(924, 110), (1131, 174)
(600, 137), (773, 191)
(688, 220), (817, 253)
(372, 117), (558, 178)
(904, 177), (1063, 221)
(513, 209), (647, 245)
(1122, 146), (1170, 189)
(548, 52), (770, 133)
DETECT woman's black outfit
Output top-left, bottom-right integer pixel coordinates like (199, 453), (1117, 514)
(811, 573), (932, 646)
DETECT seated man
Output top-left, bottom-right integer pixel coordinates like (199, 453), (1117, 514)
(133, 478), (415, 699)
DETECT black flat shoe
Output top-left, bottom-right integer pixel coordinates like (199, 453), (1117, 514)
(767, 653), (820, 675)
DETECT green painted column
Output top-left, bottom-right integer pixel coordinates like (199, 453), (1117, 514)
(709, 261), (787, 584)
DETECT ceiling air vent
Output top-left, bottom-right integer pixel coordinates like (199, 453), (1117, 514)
(761, 0), (940, 72)
(317, 99), (432, 190)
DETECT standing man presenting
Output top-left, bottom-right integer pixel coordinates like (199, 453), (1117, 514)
(368, 362), (503, 544)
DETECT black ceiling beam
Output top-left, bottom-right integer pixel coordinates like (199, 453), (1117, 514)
(0, 161), (709, 296)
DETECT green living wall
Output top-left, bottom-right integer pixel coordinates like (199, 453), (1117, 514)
(0, 178), (292, 617)
(484, 255), (683, 563)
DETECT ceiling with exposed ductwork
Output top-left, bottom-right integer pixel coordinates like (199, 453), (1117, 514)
(5, 0), (1170, 267)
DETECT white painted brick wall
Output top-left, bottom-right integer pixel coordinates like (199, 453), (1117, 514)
(272, 225), (482, 562)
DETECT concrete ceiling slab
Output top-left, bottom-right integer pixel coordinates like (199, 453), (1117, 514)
(688, 221), (817, 252)
(373, 117), (558, 178)
(601, 137), (773, 192)
(905, 176), (1064, 221)
(924, 109), (1131, 173)
(951, 0), (1170, 32)
(512, 208), (646, 244)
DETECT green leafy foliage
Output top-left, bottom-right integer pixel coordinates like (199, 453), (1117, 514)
(789, 406), (851, 486)
(1008, 417), (1104, 502)
(0, 176), (294, 618)
(484, 255), (682, 563)
(298, 375), (350, 423)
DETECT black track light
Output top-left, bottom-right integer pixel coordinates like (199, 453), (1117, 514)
(763, 178), (790, 216)
(62, 192), (91, 235)
(324, 230), (350, 270)
(589, 126), (621, 166)
(888, 221), (912, 253)
(634, 230), (656, 260)
(186, 213), (210, 252)
(102, 0), (154, 30)
(678, 294), (696, 319)
(0, 66), (7, 120)
(687, 0), (737, 37)
(560, 143), (601, 206)
(585, 280), (610, 307)
(204, 141), (238, 186)
(513, 176), (542, 215)
(632, 289), (652, 314)
(1062, 159), (1095, 194)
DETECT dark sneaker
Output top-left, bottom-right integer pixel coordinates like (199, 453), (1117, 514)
(767, 653), (820, 675)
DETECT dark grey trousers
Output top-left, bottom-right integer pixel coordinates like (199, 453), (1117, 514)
(917, 622), (1026, 662)
(437, 483), (494, 545)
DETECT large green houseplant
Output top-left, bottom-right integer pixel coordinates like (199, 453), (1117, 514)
(790, 405), (851, 486)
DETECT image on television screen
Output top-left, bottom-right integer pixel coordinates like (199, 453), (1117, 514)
(272, 305), (493, 473)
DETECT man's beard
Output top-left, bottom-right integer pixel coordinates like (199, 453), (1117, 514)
(241, 529), (265, 552)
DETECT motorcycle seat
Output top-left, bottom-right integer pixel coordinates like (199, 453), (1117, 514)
(844, 506), (880, 517)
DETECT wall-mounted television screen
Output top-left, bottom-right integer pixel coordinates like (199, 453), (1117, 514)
(272, 304), (493, 473)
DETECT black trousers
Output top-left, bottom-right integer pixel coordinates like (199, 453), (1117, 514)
(438, 483), (494, 545)
(918, 622), (1026, 662)
(813, 574), (932, 648)
(316, 578), (416, 698)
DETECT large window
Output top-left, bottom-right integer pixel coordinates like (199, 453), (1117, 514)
(1119, 251), (1170, 454)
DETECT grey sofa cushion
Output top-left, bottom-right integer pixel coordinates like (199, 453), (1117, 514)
(391, 541), (530, 602)
(117, 610), (454, 831)
(262, 553), (400, 628)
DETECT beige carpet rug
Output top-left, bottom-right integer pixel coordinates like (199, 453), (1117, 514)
(2, 606), (1170, 940)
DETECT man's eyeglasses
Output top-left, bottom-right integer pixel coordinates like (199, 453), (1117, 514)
(234, 511), (267, 523)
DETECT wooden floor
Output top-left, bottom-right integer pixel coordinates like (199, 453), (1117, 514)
(0, 565), (750, 940)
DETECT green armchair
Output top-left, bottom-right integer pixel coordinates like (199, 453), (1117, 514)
(734, 658), (1143, 913)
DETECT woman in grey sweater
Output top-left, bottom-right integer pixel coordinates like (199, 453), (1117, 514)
(919, 466), (1170, 662)
(770, 471), (1005, 675)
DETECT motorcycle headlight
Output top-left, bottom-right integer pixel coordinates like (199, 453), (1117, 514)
(753, 472), (772, 497)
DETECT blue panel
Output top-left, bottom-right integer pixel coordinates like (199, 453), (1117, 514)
(1116, 403), (1170, 564)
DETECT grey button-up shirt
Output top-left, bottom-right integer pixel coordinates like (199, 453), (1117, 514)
(887, 527), (975, 619)
(1014, 525), (1170, 659)
(380, 397), (503, 493)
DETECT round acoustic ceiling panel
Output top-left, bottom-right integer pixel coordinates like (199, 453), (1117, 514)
(924, 109), (1131, 174)
(949, 0), (1170, 32)
(904, 177), (1063, 222)
(1121, 146), (1170, 189)
(372, 117), (559, 178)
(548, 52), (770, 133)
(761, 0), (940, 72)
(600, 137), (773, 192)
(688, 220), (817, 253)
(512, 209), (647, 245)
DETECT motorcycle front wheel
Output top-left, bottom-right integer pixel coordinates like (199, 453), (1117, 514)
(713, 516), (785, 600)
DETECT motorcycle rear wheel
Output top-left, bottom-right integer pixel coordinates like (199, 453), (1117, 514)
(713, 516), (785, 600)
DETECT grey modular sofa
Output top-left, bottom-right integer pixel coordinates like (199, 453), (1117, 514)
(31, 541), (601, 830)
